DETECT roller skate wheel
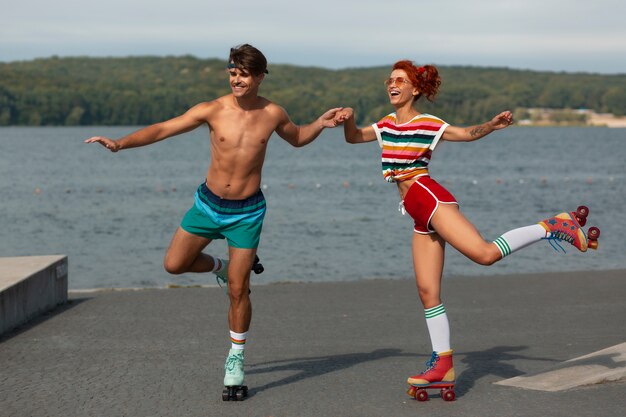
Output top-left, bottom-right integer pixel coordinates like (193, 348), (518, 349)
(222, 386), (248, 401)
(576, 205), (589, 219)
(587, 226), (600, 240)
(415, 389), (429, 401)
(252, 255), (264, 274)
(441, 388), (456, 401)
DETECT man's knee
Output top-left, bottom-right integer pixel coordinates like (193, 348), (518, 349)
(228, 284), (250, 303)
(163, 256), (187, 275)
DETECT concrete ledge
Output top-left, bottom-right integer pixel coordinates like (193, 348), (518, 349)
(495, 342), (626, 391)
(0, 255), (68, 336)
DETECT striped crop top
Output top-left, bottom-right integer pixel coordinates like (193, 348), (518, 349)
(371, 113), (449, 183)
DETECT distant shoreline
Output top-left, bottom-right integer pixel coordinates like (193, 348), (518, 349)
(517, 108), (626, 128)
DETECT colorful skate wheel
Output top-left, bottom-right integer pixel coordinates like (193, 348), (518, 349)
(415, 389), (429, 401)
(576, 206), (589, 218)
(588, 226), (600, 239)
(588, 227), (600, 250)
(407, 386), (417, 397)
(441, 388), (456, 401)
(575, 205), (590, 226)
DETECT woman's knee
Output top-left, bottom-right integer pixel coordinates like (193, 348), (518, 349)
(417, 285), (441, 307)
(469, 244), (501, 266)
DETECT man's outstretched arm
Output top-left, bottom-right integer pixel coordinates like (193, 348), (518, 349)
(276, 107), (342, 147)
(84, 103), (211, 151)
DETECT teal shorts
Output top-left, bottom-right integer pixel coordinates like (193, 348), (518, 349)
(180, 183), (266, 249)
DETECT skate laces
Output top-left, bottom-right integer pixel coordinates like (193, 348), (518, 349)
(225, 353), (243, 372)
(423, 351), (440, 373)
(542, 221), (583, 253)
(542, 232), (569, 253)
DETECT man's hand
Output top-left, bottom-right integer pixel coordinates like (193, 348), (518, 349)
(318, 107), (344, 128)
(84, 136), (120, 152)
(490, 111), (514, 131)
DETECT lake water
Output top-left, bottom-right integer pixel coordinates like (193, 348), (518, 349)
(1, 126), (624, 289)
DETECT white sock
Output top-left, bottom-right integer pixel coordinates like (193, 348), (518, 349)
(230, 330), (247, 350)
(493, 224), (547, 258)
(424, 304), (451, 353)
(209, 255), (227, 273)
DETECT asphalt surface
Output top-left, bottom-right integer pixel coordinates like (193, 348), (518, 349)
(1, 269), (625, 417)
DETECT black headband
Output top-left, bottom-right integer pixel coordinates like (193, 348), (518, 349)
(227, 62), (268, 74)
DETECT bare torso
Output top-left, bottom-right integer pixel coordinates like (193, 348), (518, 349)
(201, 95), (284, 199)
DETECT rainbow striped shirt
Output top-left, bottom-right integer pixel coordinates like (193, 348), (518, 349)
(372, 113), (449, 183)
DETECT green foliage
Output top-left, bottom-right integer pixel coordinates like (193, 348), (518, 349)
(0, 56), (624, 126)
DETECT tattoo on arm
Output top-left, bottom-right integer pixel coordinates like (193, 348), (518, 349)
(469, 124), (489, 137)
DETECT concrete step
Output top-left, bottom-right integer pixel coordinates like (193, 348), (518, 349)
(0, 255), (68, 336)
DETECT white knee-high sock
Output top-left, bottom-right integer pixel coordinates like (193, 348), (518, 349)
(424, 304), (450, 353)
(493, 224), (547, 258)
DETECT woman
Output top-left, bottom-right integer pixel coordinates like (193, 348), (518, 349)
(336, 60), (599, 395)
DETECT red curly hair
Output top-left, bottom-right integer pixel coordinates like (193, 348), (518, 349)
(392, 60), (441, 102)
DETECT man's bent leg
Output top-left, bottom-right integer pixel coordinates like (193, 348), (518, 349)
(163, 227), (216, 274)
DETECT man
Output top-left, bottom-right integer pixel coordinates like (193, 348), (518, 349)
(85, 44), (342, 400)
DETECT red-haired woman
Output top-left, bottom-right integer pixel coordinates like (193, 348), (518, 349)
(336, 60), (599, 397)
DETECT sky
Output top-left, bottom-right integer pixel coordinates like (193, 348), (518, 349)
(1, 0), (625, 74)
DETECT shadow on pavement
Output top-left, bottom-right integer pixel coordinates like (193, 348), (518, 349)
(0, 296), (91, 343)
(456, 345), (557, 397)
(245, 346), (562, 398)
(246, 348), (413, 396)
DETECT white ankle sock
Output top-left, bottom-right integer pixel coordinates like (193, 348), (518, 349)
(230, 330), (247, 350)
(209, 255), (227, 273)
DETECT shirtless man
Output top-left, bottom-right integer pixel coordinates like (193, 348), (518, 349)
(85, 44), (342, 399)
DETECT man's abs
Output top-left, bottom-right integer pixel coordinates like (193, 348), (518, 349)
(204, 164), (263, 200)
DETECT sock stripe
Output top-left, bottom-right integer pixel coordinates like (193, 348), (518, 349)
(424, 304), (446, 319)
(230, 330), (247, 350)
(493, 236), (512, 257)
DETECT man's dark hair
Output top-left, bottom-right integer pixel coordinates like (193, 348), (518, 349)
(228, 44), (269, 76)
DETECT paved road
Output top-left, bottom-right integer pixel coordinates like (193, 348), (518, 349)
(1, 270), (625, 417)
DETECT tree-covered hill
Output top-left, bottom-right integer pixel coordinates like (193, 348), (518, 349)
(0, 56), (624, 126)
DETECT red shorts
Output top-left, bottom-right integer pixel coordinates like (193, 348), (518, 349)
(402, 176), (458, 234)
